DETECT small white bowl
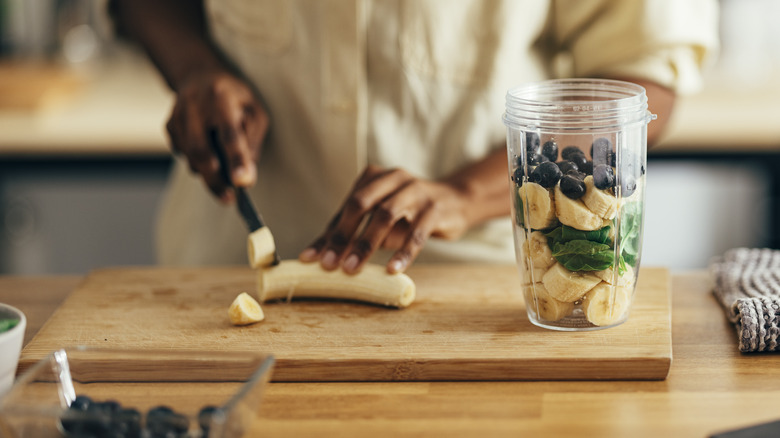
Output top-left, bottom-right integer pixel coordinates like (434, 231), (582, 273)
(0, 304), (26, 396)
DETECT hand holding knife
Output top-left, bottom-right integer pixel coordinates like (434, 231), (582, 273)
(210, 131), (280, 267)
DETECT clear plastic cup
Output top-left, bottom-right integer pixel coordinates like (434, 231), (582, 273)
(503, 79), (655, 331)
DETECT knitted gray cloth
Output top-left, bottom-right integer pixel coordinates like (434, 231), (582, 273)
(710, 248), (780, 353)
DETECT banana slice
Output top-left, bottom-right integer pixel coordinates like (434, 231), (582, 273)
(518, 183), (557, 230)
(594, 264), (635, 286)
(582, 176), (618, 219)
(553, 186), (603, 231)
(523, 283), (574, 322)
(257, 260), (416, 308)
(229, 292), (265, 325)
(581, 282), (632, 327)
(519, 259), (549, 285)
(247, 227), (277, 269)
(523, 230), (555, 269)
(541, 262), (601, 303)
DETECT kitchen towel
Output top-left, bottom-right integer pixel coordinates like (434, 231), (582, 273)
(710, 248), (780, 353)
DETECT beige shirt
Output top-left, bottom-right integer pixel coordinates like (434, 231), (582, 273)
(156, 0), (719, 266)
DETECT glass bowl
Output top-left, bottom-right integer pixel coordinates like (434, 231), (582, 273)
(0, 347), (275, 438)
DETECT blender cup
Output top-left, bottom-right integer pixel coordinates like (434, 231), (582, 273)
(503, 79), (655, 331)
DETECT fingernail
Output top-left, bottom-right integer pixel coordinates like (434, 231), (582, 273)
(233, 166), (254, 186)
(321, 251), (338, 269)
(388, 259), (405, 273)
(343, 254), (359, 272)
(299, 247), (318, 262)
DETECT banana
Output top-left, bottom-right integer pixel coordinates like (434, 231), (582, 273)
(519, 259), (549, 285)
(523, 230), (555, 269)
(553, 186), (603, 231)
(581, 282), (632, 327)
(582, 176), (618, 219)
(523, 283), (574, 322)
(247, 227), (277, 269)
(518, 183), (557, 230)
(257, 260), (416, 308)
(594, 263), (635, 286)
(541, 262), (601, 303)
(229, 292), (265, 325)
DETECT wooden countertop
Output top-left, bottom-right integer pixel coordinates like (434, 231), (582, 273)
(2, 270), (779, 437)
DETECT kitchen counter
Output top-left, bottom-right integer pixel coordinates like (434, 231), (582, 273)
(2, 271), (779, 437)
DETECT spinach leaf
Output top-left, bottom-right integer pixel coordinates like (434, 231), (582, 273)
(0, 318), (19, 333)
(551, 240), (615, 271)
(545, 224), (612, 246)
(619, 202), (643, 267)
(514, 190), (524, 227)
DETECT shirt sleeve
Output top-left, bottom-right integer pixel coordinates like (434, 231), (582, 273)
(551, 0), (720, 94)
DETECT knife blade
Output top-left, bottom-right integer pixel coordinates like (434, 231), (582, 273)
(210, 130), (280, 265)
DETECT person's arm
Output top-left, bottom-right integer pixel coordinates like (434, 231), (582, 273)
(111, 0), (269, 201)
(614, 77), (676, 146)
(299, 147), (511, 274)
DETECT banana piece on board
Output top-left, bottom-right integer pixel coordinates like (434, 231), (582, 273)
(518, 183), (557, 230)
(523, 283), (574, 322)
(541, 262), (601, 303)
(582, 176), (618, 220)
(523, 230), (555, 269)
(553, 186), (604, 231)
(594, 264), (635, 286)
(581, 282), (632, 326)
(247, 227), (277, 269)
(257, 260), (416, 308)
(229, 292), (265, 325)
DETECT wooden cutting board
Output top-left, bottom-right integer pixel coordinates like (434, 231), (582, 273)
(20, 265), (671, 381)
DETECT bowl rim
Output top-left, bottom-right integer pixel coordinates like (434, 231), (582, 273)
(0, 303), (26, 344)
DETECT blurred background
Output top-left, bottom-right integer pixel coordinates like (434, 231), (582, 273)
(0, 0), (778, 274)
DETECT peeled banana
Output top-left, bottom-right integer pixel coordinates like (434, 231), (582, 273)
(594, 264), (635, 286)
(247, 227), (277, 269)
(257, 260), (416, 308)
(541, 262), (601, 303)
(553, 186), (603, 231)
(229, 292), (265, 325)
(581, 282), (632, 326)
(523, 283), (574, 322)
(582, 176), (618, 220)
(524, 230), (555, 269)
(518, 183), (557, 230)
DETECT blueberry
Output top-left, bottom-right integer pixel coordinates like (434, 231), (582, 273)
(541, 140), (558, 162)
(198, 405), (221, 434)
(512, 167), (524, 187)
(525, 132), (540, 154)
(592, 164), (615, 190)
(579, 160), (593, 175)
(606, 151), (616, 167)
(559, 174), (586, 200)
(529, 161), (562, 188)
(590, 137), (612, 163)
(568, 153), (588, 169)
(70, 395), (93, 411)
(556, 160), (578, 175)
(560, 146), (584, 161)
(111, 408), (142, 438)
(147, 406), (189, 437)
(527, 153), (549, 166)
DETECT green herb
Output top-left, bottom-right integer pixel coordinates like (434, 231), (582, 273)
(619, 202), (643, 267)
(543, 223), (615, 271)
(0, 318), (19, 333)
(514, 190), (524, 227)
(551, 240), (615, 271)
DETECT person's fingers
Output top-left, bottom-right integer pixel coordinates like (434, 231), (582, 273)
(214, 92), (256, 187)
(179, 104), (230, 201)
(386, 204), (436, 274)
(318, 169), (414, 270)
(242, 102), (269, 164)
(165, 102), (185, 156)
(341, 182), (426, 274)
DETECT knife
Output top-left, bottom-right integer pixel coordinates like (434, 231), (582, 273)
(210, 130), (280, 266)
